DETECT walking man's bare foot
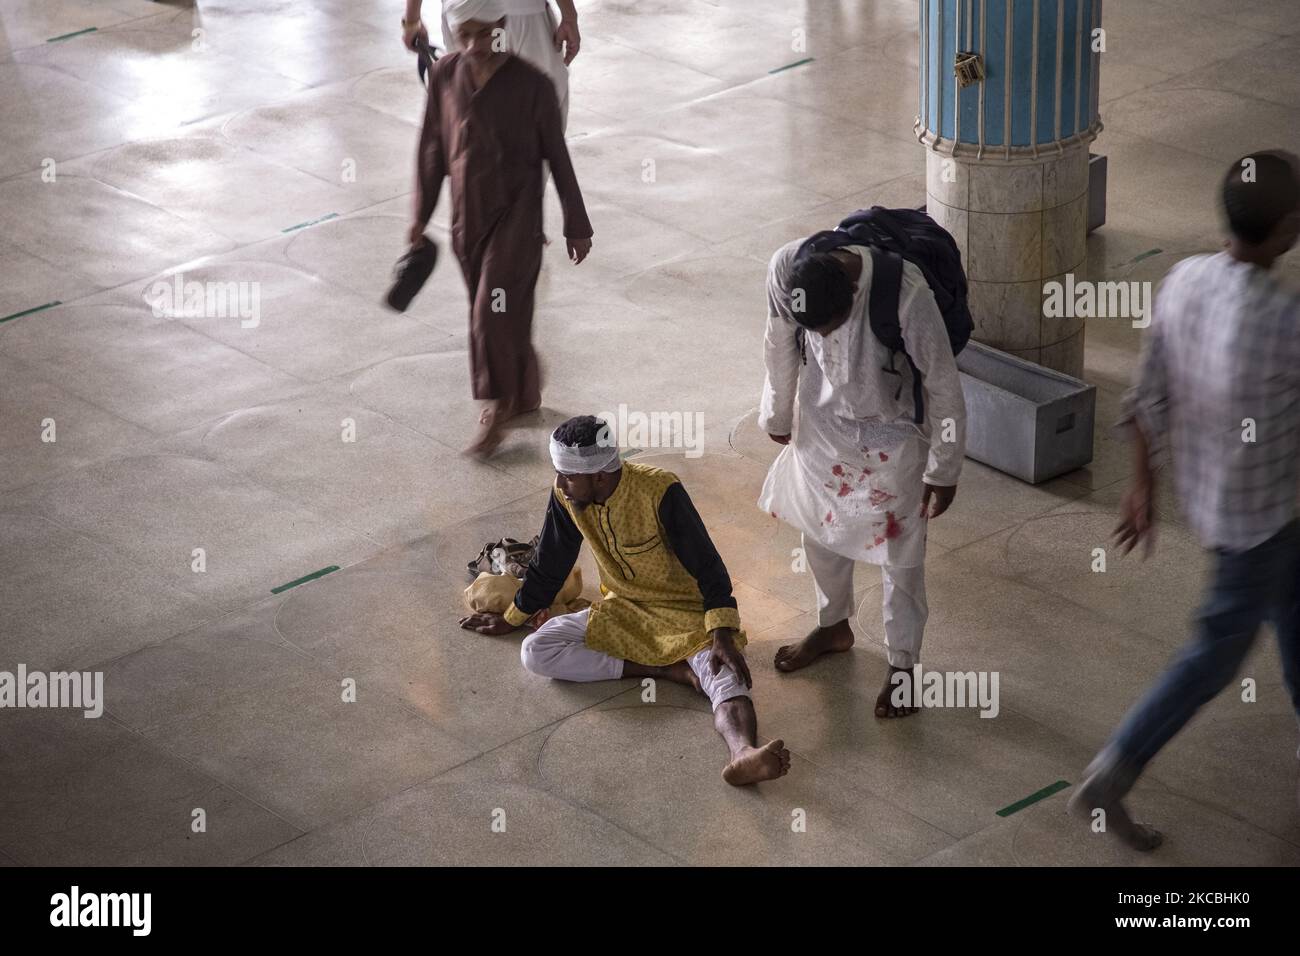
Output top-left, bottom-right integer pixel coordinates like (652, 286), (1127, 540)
(875, 664), (919, 718)
(1067, 772), (1163, 852)
(464, 418), (505, 459)
(722, 739), (791, 786)
(478, 399), (541, 429)
(774, 619), (854, 672)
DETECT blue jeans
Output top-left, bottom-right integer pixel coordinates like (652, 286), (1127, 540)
(1105, 520), (1300, 792)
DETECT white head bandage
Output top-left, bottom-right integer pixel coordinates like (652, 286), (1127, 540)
(444, 0), (509, 27)
(549, 428), (622, 475)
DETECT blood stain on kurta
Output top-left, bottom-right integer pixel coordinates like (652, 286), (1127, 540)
(837, 482), (852, 497)
(879, 452), (889, 462)
(868, 488), (897, 507)
(884, 511), (903, 539)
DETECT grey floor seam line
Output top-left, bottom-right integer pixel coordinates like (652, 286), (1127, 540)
(532, 693), (963, 865)
(1146, 781), (1300, 852)
(101, 711), (307, 844)
(237, 682), (681, 867)
(53, 474), (551, 675)
(527, 695), (693, 866)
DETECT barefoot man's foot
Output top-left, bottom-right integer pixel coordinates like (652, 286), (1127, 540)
(1067, 773), (1164, 852)
(774, 620), (854, 672)
(464, 418), (505, 458)
(722, 739), (791, 786)
(875, 664), (919, 718)
(478, 400), (542, 428)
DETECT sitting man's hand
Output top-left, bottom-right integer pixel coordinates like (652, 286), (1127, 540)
(459, 611), (517, 636)
(708, 627), (752, 688)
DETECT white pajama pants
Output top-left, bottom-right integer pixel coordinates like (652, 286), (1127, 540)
(519, 609), (751, 711)
(803, 534), (928, 669)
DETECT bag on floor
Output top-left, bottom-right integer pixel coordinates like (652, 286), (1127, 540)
(465, 535), (539, 579)
(463, 566), (584, 617)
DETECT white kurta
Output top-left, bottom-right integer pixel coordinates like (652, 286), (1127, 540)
(440, 0), (570, 128)
(757, 240), (966, 568)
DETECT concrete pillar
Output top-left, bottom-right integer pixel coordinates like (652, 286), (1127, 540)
(917, 0), (1103, 376)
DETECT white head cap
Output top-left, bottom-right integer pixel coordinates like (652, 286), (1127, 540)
(443, 0), (508, 28)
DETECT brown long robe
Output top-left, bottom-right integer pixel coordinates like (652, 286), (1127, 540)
(415, 52), (592, 406)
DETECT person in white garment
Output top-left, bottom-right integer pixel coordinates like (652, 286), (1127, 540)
(402, 0), (579, 129)
(757, 238), (966, 718)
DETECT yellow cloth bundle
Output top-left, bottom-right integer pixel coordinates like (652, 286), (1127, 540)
(463, 566), (585, 619)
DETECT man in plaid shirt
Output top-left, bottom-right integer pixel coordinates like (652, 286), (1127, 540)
(1069, 151), (1300, 850)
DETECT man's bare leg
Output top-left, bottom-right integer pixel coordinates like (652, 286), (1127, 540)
(774, 618), (854, 672)
(875, 664), (920, 718)
(714, 697), (790, 786)
(623, 660), (702, 694)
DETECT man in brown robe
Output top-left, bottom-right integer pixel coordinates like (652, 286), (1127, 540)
(410, 1), (593, 456)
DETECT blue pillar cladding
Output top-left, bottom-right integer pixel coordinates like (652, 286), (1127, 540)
(919, 0), (1102, 153)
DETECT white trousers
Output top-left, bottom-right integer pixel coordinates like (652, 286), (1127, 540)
(802, 534), (928, 669)
(520, 609), (751, 711)
(441, 5), (570, 129)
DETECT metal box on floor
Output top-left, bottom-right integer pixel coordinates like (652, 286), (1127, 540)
(957, 341), (1096, 484)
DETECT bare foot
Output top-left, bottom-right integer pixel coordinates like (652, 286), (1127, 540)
(478, 400), (541, 428)
(1067, 780), (1163, 852)
(464, 417), (505, 459)
(875, 664), (919, 718)
(774, 620), (854, 673)
(722, 739), (791, 786)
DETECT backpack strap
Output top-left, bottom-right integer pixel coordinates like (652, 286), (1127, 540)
(868, 247), (925, 425)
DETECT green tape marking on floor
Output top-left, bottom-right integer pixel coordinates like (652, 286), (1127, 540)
(47, 27), (98, 42)
(0, 300), (62, 324)
(996, 779), (1070, 817)
(1130, 248), (1163, 264)
(768, 57), (814, 74)
(281, 212), (340, 233)
(271, 565), (340, 594)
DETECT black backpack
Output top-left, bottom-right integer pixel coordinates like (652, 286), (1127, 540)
(794, 206), (973, 424)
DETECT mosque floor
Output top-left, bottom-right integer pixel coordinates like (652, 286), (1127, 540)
(2, 0), (1299, 867)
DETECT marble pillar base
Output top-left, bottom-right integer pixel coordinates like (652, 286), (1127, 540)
(926, 145), (1091, 378)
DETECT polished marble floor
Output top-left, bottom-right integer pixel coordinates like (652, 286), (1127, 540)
(2, 0), (1299, 866)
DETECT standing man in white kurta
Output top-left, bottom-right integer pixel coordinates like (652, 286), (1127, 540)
(757, 238), (966, 718)
(402, 0), (579, 129)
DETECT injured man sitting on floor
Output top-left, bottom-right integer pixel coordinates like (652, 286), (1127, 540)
(460, 414), (792, 786)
